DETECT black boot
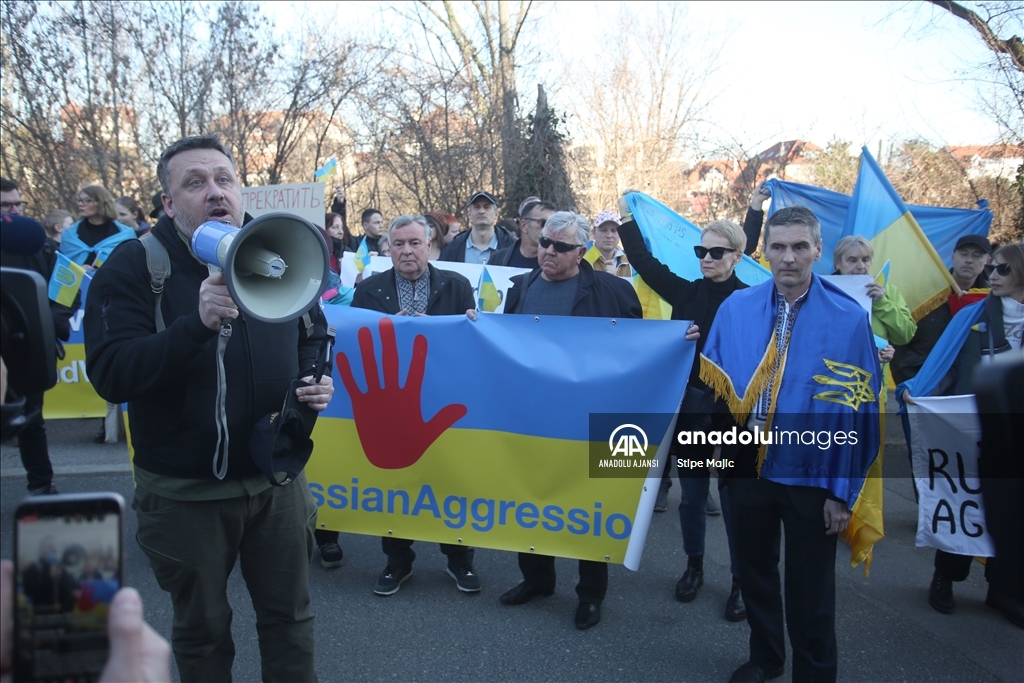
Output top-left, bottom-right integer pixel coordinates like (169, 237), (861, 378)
(725, 577), (746, 622)
(675, 555), (703, 603)
(928, 570), (955, 614)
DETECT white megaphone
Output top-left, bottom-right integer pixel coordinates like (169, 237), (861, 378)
(191, 213), (329, 323)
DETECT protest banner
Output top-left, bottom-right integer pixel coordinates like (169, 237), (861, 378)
(906, 395), (994, 557)
(240, 182), (325, 228)
(309, 306), (695, 569)
(44, 274), (105, 419)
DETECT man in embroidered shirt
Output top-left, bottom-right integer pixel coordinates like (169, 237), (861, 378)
(700, 206), (881, 683)
(347, 214), (479, 596)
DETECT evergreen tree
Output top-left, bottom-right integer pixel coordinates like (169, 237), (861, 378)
(505, 85), (576, 215)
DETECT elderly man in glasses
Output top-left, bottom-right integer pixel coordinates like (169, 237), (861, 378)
(616, 201), (750, 623)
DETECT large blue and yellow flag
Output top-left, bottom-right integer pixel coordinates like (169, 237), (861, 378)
(623, 192), (771, 319)
(310, 306), (696, 568)
(764, 177), (991, 274)
(60, 221), (136, 268)
(843, 148), (959, 321)
(700, 275), (882, 568)
(48, 252), (86, 307)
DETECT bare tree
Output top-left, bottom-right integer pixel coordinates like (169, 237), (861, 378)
(569, 3), (721, 215)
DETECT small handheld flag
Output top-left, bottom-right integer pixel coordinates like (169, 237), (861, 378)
(583, 241), (601, 266)
(353, 237), (371, 272)
(48, 252), (86, 306)
(314, 158), (337, 182)
(477, 267), (501, 312)
(874, 259), (890, 287)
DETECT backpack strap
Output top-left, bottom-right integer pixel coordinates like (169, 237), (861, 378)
(139, 233), (171, 332)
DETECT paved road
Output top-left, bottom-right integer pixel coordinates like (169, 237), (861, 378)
(2, 417), (1021, 682)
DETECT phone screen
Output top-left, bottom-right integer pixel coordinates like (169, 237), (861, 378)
(13, 493), (124, 683)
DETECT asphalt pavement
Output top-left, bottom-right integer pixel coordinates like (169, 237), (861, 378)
(2, 416), (1021, 682)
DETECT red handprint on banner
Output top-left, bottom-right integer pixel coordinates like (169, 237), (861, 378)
(336, 317), (467, 469)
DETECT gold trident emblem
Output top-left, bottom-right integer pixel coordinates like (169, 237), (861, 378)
(812, 359), (875, 411)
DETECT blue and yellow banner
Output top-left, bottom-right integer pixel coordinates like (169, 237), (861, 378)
(310, 306), (696, 567)
(314, 158), (337, 182)
(43, 275), (106, 419)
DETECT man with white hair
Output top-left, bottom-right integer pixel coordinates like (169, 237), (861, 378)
(498, 211), (640, 630)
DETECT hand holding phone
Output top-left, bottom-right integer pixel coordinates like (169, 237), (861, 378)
(12, 493), (125, 682)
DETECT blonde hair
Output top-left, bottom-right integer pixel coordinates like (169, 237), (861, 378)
(79, 185), (118, 221)
(833, 235), (874, 270)
(702, 219), (746, 252)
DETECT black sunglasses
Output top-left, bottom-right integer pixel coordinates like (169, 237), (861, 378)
(985, 263), (1012, 277)
(538, 235), (581, 253)
(693, 246), (737, 260)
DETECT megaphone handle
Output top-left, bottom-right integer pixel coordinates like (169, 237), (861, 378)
(314, 325), (337, 383)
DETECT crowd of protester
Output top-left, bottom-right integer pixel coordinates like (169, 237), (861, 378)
(1, 129), (1021, 683)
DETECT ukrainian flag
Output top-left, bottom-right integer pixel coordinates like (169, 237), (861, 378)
(583, 241), (601, 266)
(477, 267), (501, 312)
(308, 307), (695, 567)
(48, 252), (86, 307)
(845, 148), (958, 321)
(353, 237), (371, 272)
(314, 158), (337, 181)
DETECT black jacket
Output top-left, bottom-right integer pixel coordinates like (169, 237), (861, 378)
(937, 293), (1014, 396)
(890, 270), (989, 385)
(488, 238), (524, 267)
(438, 225), (515, 263)
(618, 219), (746, 384)
(352, 263), (475, 315)
(84, 215), (327, 480)
(505, 259), (642, 319)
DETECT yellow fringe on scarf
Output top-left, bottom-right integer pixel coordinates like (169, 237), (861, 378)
(699, 331), (780, 427)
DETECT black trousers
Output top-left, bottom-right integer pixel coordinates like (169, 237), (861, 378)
(18, 392), (53, 491)
(934, 549), (973, 581)
(382, 536), (472, 569)
(517, 553), (608, 605)
(729, 475), (838, 683)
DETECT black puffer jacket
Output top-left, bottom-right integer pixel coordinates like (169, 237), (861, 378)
(84, 215), (327, 480)
(352, 263), (475, 315)
(438, 224), (515, 262)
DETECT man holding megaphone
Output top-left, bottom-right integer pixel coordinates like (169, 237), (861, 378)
(84, 135), (333, 683)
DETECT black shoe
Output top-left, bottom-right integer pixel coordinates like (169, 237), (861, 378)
(654, 479), (671, 512)
(928, 570), (954, 614)
(446, 564), (481, 592)
(373, 565), (412, 596)
(706, 492), (721, 516)
(675, 567), (703, 603)
(28, 483), (59, 496)
(725, 578), (746, 622)
(499, 581), (554, 605)
(728, 662), (784, 683)
(319, 541), (343, 568)
(574, 602), (601, 630)
(985, 588), (1024, 629)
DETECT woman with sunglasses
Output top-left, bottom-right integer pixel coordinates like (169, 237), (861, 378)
(832, 235), (916, 368)
(60, 185), (136, 270)
(616, 193), (748, 623)
(899, 242), (1023, 626)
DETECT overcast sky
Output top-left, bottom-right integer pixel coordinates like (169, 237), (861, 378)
(265, 1), (1005, 153)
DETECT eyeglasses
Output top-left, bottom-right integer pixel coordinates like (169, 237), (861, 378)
(76, 197), (96, 205)
(985, 263), (1012, 277)
(693, 246), (737, 260)
(0, 201), (26, 211)
(521, 217), (546, 228)
(538, 235), (581, 253)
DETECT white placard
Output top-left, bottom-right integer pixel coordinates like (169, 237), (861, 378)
(822, 274), (873, 318)
(907, 395), (994, 557)
(240, 182), (326, 228)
